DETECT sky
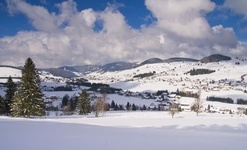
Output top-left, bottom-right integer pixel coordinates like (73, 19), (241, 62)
(0, 0), (247, 68)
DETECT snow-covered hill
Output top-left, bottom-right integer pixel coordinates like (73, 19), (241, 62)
(1, 57), (247, 114)
(0, 66), (21, 83)
(87, 58), (247, 101)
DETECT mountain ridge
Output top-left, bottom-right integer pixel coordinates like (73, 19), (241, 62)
(0, 54), (233, 78)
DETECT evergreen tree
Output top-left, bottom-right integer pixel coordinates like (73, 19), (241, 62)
(126, 102), (131, 111)
(119, 105), (124, 110)
(0, 95), (5, 115)
(61, 94), (69, 108)
(5, 76), (16, 115)
(11, 58), (45, 117)
(132, 103), (136, 111)
(114, 103), (119, 111)
(142, 104), (147, 110)
(62, 94), (69, 108)
(110, 100), (115, 109)
(76, 90), (91, 115)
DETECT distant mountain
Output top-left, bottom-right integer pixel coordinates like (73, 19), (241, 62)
(100, 62), (138, 72)
(73, 65), (100, 74)
(56, 62), (137, 75)
(164, 57), (199, 63)
(140, 58), (163, 66)
(41, 68), (78, 78)
(58, 66), (79, 72)
(200, 54), (231, 63)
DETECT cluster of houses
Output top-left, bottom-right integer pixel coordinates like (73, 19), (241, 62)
(41, 85), (247, 116)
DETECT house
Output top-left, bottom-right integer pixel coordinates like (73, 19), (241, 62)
(158, 103), (169, 111)
(149, 103), (157, 110)
(180, 103), (191, 111)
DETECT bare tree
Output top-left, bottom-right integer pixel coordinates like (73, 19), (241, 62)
(191, 89), (203, 116)
(169, 103), (179, 118)
(93, 93), (109, 117)
(237, 107), (245, 116)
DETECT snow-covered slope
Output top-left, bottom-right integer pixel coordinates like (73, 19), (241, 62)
(88, 59), (247, 84)
(0, 66), (21, 83)
(87, 58), (247, 101)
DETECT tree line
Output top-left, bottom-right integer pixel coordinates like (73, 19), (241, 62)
(206, 96), (234, 104)
(186, 68), (215, 76)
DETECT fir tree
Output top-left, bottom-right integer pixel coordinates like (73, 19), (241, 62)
(110, 100), (115, 109)
(132, 103), (136, 111)
(119, 105), (124, 110)
(126, 102), (131, 111)
(0, 95), (5, 115)
(142, 104), (147, 110)
(114, 103), (119, 111)
(5, 76), (16, 115)
(76, 90), (91, 115)
(62, 94), (69, 108)
(11, 58), (45, 117)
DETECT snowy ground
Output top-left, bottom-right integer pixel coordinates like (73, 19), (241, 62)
(1, 61), (247, 150)
(1, 112), (247, 150)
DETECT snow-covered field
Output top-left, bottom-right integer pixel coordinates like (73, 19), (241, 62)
(1, 60), (247, 150)
(1, 112), (247, 150)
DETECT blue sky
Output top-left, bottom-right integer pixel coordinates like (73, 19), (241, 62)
(0, 0), (154, 37)
(0, 0), (247, 67)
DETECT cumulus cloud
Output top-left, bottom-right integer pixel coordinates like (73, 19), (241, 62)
(0, 0), (246, 68)
(145, 0), (215, 39)
(6, 0), (58, 32)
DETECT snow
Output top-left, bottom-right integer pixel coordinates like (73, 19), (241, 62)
(0, 67), (21, 83)
(0, 67), (21, 77)
(1, 60), (247, 150)
(0, 112), (247, 150)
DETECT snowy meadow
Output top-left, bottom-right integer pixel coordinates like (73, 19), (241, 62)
(1, 111), (247, 150)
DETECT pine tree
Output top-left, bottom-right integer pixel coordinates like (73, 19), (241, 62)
(110, 100), (115, 109)
(114, 103), (119, 111)
(5, 76), (16, 115)
(0, 95), (5, 115)
(142, 104), (147, 110)
(11, 58), (45, 117)
(76, 90), (91, 115)
(62, 94), (69, 108)
(132, 103), (136, 111)
(126, 102), (131, 111)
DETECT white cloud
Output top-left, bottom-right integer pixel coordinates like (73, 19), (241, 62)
(224, 0), (247, 20)
(0, 0), (246, 68)
(145, 0), (215, 39)
(159, 34), (165, 45)
(6, 0), (58, 32)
